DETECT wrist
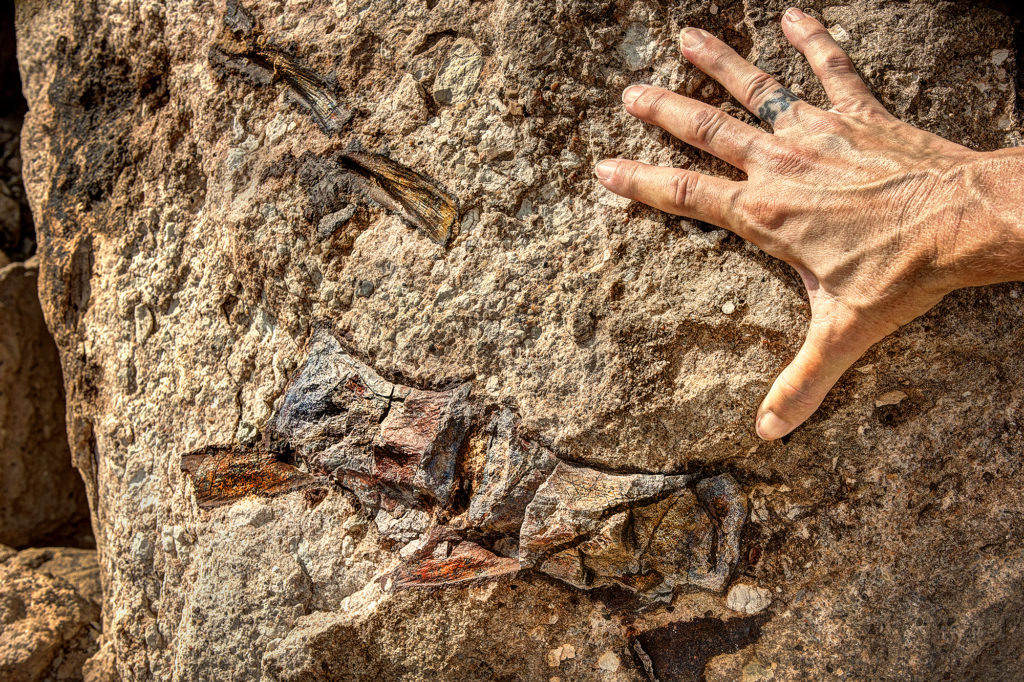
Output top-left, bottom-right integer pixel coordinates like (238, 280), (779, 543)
(939, 148), (1024, 289)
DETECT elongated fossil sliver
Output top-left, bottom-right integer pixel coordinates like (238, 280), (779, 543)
(340, 152), (459, 246)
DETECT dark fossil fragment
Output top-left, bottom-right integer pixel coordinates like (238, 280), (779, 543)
(214, 0), (459, 246)
(219, 0), (350, 134)
(182, 327), (749, 599)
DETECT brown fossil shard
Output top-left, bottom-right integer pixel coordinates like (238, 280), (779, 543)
(467, 407), (558, 534)
(338, 152), (459, 246)
(186, 327), (748, 599)
(180, 446), (323, 510)
(217, 0), (351, 134)
(390, 540), (520, 590)
(215, 0), (459, 246)
(517, 463), (747, 595)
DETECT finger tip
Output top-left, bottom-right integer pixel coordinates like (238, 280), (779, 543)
(783, 7), (806, 23)
(679, 27), (710, 50)
(755, 409), (794, 441)
(594, 159), (620, 184)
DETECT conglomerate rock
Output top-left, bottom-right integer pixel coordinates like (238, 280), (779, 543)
(13, 0), (1024, 679)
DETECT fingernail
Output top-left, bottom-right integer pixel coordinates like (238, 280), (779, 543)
(680, 27), (709, 48)
(622, 84), (646, 106)
(785, 7), (805, 21)
(595, 160), (619, 182)
(756, 410), (792, 440)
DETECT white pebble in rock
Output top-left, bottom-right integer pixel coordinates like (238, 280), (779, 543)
(597, 650), (620, 672)
(721, 301), (736, 315)
(726, 582), (772, 614)
(433, 39), (483, 105)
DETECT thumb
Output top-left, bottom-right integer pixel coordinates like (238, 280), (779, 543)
(756, 315), (876, 440)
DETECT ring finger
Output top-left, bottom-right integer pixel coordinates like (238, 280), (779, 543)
(679, 27), (808, 130)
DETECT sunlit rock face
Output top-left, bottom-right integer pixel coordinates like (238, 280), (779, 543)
(14, 0), (1024, 678)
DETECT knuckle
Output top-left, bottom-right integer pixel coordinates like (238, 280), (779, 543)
(776, 372), (821, 410)
(639, 89), (672, 119)
(820, 51), (856, 75)
(691, 107), (726, 146)
(738, 192), (784, 231)
(767, 144), (811, 175)
(668, 170), (699, 209)
(743, 71), (778, 106)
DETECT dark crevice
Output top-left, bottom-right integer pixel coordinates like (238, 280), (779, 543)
(0, 1), (35, 262)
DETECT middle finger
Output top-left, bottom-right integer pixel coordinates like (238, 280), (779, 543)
(679, 27), (808, 130)
(622, 84), (768, 171)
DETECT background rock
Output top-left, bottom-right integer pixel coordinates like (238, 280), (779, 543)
(0, 545), (101, 681)
(12, 0), (1024, 679)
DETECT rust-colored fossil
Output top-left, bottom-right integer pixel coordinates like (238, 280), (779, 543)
(181, 328), (748, 600)
(181, 446), (324, 510)
(213, 0), (459, 246)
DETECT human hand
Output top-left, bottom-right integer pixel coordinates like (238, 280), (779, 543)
(595, 7), (1024, 440)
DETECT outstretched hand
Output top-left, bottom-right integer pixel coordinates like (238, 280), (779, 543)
(596, 8), (1021, 440)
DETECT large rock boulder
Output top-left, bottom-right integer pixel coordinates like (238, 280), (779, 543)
(14, 0), (1024, 679)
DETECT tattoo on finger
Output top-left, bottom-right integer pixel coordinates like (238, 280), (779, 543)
(758, 88), (799, 126)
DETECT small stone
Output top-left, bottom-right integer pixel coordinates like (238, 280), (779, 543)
(742, 660), (775, 681)
(618, 23), (656, 71)
(828, 24), (850, 43)
(992, 48), (1011, 66)
(547, 644), (575, 667)
(874, 390), (908, 408)
(355, 280), (375, 298)
(317, 205), (357, 240)
(727, 583), (772, 614)
(434, 39), (483, 105)
(721, 301), (736, 315)
(597, 650), (620, 672)
(135, 304), (155, 342)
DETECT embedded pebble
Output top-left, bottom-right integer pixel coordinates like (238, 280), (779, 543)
(547, 644), (576, 667)
(828, 24), (850, 43)
(434, 39), (483, 105)
(874, 390), (908, 408)
(726, 583), (772, 614)
(597, 650), (620, 672)
(134, 304), (154, 342)
(317, 205), (356, 240)
(721, 301), (736, 315)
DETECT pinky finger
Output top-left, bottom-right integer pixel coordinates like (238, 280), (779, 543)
(595, 159), (751, 238)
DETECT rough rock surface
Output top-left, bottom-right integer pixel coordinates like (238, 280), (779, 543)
(13, 0), (1024, 679)
(0, 259), (90, 549)
(0, 545), (102, 681)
